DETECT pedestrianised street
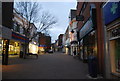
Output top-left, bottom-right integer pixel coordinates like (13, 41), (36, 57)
(1, 1), (120, 80)
(3, 53), (88, 79)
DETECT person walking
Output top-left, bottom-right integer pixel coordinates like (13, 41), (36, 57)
(73, 50), (76, 56)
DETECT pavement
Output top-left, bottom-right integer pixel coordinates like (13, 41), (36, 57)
(2, 52), (89, 79)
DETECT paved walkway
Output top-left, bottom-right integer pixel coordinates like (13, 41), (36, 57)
(2, 52), (89, 79)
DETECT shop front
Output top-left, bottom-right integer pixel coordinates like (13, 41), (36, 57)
(79, 18), (97, 62)
(29, 43), (38, 54)
(8, 40), (21, 57)
(65, 39), (70, 55)
(10, 31), (29, 58)
(79, 39), (84, 60)
(70, 41), (78, 56)
(103, 1), (120, 78)
(2, 26), (12, 65)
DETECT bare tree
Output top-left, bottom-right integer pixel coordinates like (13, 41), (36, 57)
(14, 2), (42, 57)
(14, 2), (57, 57)
(15, 2), (57, 39)
(15, 2), (41, 37)
(38, 11), (57, 33)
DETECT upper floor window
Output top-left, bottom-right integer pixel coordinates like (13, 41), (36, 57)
(13, 22), (20, 33)
(20, 26), (24, 34)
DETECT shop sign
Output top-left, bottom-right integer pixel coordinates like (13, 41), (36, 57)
(38, 45), (46, 47)
(103, 2), (120, 25)
(79, 18), (93, 39)
(12, 32), (29, 42)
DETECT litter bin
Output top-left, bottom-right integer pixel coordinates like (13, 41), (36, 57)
(88, 55), (97, 78)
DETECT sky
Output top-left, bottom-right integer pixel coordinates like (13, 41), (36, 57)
(14, 0), (77, 43)
(38, 2), (77, 43)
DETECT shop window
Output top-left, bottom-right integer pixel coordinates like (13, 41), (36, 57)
(22, 27), (26, 35)
(9, 41), (20, 56)
(9, 45), (14, 54)
(13, 22), (17, 31)
(81, 2), (88, 14)
(115, 39), (120, 72)
(16, 24), (20, 33)
(29, 43), (38, 54)
(110, 38), (120, 73)
(13, 22), (20, 33)
(20, 26), (24, 34)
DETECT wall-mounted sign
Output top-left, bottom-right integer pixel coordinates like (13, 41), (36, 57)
(103, 2), (120, 25)
(79, 18), (93, 39)
(12, 32), (29, 43)
(38, 45), (46, 47)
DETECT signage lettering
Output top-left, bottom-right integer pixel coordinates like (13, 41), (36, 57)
(79, 18), (93, 39)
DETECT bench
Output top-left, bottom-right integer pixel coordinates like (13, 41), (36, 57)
(25, 53), (38, 59)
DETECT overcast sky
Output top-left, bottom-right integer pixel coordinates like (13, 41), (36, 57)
(14, 0), (77, 43)
(38, 2), (77, 43)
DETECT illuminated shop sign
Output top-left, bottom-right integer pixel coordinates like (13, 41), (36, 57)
(79, 18), (93, 39)
(103, 2), (120, 25)
(12, 32), (29, 42)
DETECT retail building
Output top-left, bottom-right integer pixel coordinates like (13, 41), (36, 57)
(76, 2), (105, 77)
(58, 34), (64, 52)
(38, 33), (51, 54)
(102, 1), (120, 78)
(2, 2), (13, 65)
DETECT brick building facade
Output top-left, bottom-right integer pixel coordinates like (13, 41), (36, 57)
(38, 33), (51, 54)
(76, 2), (105, 77)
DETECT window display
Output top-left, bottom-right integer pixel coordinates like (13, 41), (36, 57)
(8, 41), (20, 56)
(115, 39), (120, 72)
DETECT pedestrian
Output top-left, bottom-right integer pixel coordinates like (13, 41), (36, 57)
(73, 50), (76, 56)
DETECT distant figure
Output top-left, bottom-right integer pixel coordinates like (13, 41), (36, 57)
(38, 50), (40, 54)
(73, 50), (76, 56)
